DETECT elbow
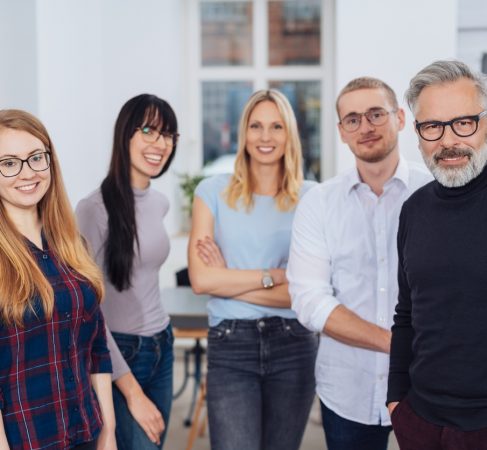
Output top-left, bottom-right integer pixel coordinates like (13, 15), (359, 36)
(188, 270), (209, 295)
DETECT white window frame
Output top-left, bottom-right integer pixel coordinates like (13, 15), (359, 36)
(184, 0), (336, 181)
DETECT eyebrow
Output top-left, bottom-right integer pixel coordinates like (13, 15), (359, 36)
(343, 106), (385, 116)
(0, 148), (46, 159)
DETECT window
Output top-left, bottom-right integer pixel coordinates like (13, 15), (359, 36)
(188, 0), (334, 181)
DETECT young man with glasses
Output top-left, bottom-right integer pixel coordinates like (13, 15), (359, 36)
(287, 77), (431, 450)
(387, 60), (487, 450)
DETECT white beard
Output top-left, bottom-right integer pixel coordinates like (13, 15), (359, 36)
(422, 144), (487, 188)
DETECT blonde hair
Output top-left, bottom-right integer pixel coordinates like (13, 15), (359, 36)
(225, 89), (303, 211)
(0, 109), (104, 326)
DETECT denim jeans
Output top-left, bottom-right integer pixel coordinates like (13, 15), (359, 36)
(206, 317), (318, 450)
(111, 325), (174, 450)
(320, 401), (392, 450)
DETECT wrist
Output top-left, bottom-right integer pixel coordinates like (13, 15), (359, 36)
(261, 269), (274, 289)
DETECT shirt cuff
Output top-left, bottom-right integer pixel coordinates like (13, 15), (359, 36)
(91, 351), (113, 374)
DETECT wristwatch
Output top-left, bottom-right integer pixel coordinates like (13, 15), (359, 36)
(261, 270), (274, 289)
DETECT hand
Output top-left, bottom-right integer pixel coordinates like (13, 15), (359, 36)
(196, 236), (226, 268)
(126, 391), (165, 445)
(96, 426), (117, 450)
(388, 401), (399, 416)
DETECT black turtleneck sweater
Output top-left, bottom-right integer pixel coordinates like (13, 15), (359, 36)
(387, 165), (487, 431)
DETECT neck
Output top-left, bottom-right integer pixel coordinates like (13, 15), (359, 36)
(250, 162), (282, 196)
(356, 150), (400, 196)
(5, 204), (43, 249)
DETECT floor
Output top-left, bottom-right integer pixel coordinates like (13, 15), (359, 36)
(165, 343), (400, 450)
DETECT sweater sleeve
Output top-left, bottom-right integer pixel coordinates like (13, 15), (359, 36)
(387, 204), (414, 404)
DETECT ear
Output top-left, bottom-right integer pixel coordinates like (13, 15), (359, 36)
(396, 108), (406, 131)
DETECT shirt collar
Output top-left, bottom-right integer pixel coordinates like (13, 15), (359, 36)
(345, 155), (410, 194)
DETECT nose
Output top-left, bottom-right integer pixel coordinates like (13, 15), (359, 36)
(153, 134), (168, 149)
(358, 115), (375, 133)
(260, 127), (271, 141)
(438, 124), (461, 148)
(18, 161), (36, 178)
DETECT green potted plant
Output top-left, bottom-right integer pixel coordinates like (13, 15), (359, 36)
(178, 173), (206, 231)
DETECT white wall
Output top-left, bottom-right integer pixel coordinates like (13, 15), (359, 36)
(35, 0), (186, 235)
(0, 0), (38, 112)
(334, 0), (458, 172)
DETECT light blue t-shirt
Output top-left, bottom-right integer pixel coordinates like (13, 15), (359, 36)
(195, 173), (315, 326)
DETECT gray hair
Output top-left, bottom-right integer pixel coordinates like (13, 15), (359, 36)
(405, 60), (487, 113)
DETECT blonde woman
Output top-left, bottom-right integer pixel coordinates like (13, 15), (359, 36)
(0, 110), (115, 450)
(189, 89), (318, 450)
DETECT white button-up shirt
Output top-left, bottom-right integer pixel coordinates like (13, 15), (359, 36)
(287, 157), (431, 426)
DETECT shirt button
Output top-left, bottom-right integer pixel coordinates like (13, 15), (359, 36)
(69, 376), (74, 382)
(65, 312), (71, 318)
(379, 287), (386, 293)
(258, 321), (265, 328)
(42, 254), (48, 260)
(74, 406), (79, 412)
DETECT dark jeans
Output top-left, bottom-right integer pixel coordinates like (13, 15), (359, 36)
(112, 326), (174, 450)
(206, 317), (318, 450)
(391, 397), (487, 450)
(320, 401), (392, 450)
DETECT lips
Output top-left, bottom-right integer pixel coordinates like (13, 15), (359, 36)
(144, 153), (164, 164)
(257, 146), (274, 153)
(358, 135), (381, 145)
(16, 183), (38, 192)
(434, 148), (472, 163)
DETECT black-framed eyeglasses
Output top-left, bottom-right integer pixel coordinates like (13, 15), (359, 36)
(0, 151), (51, 177)
(137, 126), (180, 146)
(340, 107), (397, 132)
(415, 110), (487, 142)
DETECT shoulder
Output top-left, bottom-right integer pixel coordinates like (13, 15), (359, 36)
(195, 174), (231, 201)
(76, 188), (106, 218)
(405, 160), (434, 191)
(403, 179), (436, 212)
(299, 179), (318, 197)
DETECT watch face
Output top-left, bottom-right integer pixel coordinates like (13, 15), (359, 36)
(262, 275), (274, 289)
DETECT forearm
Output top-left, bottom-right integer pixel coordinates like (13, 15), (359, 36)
(323, 305), (391, 353)
(0, 413), (10, 449)
(235, 283), (291, 308)
(91, 373), (116, 431)
(190, 263), (285, 298)
(114, 372), (144, 402)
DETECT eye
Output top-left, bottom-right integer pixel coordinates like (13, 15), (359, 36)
(421, 122), (441, 131)
(141, 127), (154, 136)
(30, 153), (45, 163)
(344, 115), (359, 125)
(455, 118), (475, 128)
(0, 159), (18, 168)
(273, 123), (284, 130)
(249, 123), (261, 129)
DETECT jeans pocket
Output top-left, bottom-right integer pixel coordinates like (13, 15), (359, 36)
(112, 334), (140, 363)
(208, 324), (231, 342)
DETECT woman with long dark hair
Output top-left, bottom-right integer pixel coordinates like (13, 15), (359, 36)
(0, 109), (115, 450)
(76, 94), (179, 449)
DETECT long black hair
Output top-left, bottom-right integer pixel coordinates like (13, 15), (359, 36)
(101, 94), (178, 291)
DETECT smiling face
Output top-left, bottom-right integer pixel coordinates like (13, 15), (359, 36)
(129, 122), (174, 189)
(337, 88), (405, 164)
(245, 100), (287, 169)
(414, 78), (487, 187)
(0, 128), (51, 218)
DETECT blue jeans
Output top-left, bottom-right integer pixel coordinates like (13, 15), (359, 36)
(207, 317), (318, 450)
(111, 326), (174, 450)
(320, 401), (392, 450)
